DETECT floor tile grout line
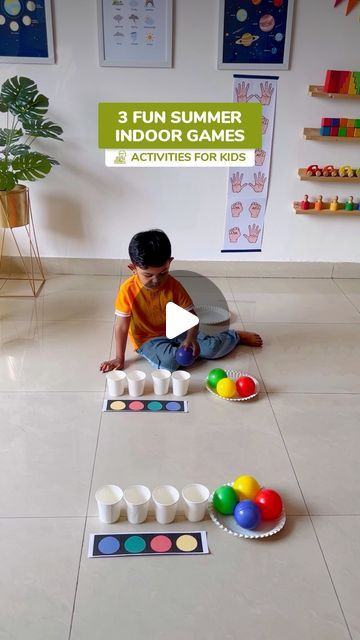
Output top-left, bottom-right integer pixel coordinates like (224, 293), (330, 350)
(68, 329), (114, 640)
(266, 392), (353, 640)
(332, 279), (360, 317)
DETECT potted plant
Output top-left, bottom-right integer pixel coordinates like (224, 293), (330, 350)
(0, 75), (63, 228)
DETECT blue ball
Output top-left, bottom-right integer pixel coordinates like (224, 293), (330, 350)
(234, 500), (261, 530)
(175, 346), (195, 366)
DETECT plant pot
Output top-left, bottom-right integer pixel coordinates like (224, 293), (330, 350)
(0, 185), (29, 228)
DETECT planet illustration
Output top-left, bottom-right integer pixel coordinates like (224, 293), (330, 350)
(236, 8), (248, 21)
(236, 32), (259, 47)
(259, 13), (275, 32)
(275, 32), (284, 42)
(251, 0), (262, 4)
(4, 0), (21, 16)
(271, 47), (277, 54)
(273, 0), (284, 6)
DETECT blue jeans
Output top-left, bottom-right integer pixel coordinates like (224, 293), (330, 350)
(136, 330), (240, 372)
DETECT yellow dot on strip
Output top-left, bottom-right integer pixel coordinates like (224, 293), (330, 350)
(110, 401), (126, 411)
(175, 534), (198, 552)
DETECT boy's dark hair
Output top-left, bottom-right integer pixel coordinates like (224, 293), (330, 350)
(128, 229), (172, 268)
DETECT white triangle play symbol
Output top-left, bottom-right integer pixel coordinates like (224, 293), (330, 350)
(166, 302), (199, 339)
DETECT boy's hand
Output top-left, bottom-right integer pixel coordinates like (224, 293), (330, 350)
(180, 339), (200, 359)
(99, 357), (124, 373)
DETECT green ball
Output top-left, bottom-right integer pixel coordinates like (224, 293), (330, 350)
(212, 485), (238, 515)
(207, 368), (227, 389)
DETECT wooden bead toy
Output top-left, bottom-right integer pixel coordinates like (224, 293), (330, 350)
(330, 196), (339, 211)
(300, 194), (310, 210)
(345, 196), (354, 211)
(314, 195), (323, 211)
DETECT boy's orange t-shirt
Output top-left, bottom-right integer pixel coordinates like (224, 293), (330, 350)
(115, 274), (194, 349)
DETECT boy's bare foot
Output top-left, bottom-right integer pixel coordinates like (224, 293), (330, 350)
(237, 331), (263, 348)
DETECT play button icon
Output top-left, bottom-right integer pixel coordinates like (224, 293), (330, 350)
(166, 302), (199, 339)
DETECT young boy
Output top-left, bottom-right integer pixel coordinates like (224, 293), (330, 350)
(100, 229), (262, 373)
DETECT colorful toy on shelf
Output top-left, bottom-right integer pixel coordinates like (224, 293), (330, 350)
(306, 164), (322, 177)
(324, 69), (360, 94)
(322, 165), (338, 177)
(300, 195), (310, 210)
(320, 117), (360, 137)
(330, 195), (339, 211)
(345, 196), (354, 211)
(315, 195), (324, 211)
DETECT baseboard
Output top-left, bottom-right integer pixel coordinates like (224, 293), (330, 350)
(1, 256), (360, 278)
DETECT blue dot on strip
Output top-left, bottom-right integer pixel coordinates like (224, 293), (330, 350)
(98, 536), (120, 555)
(165, 401), (181, 411)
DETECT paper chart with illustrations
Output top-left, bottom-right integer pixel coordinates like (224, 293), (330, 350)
(222, 74), (278, 252)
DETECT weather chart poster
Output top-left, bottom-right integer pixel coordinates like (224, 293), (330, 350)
(222, 0), (290, 66)
(222, 74), (278, 253)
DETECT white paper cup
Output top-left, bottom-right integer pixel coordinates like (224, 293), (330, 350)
(95, 484), (123, 524)
(106, 370), (126, 396)
(182, 483), (210, 522)
(152, 484), (179, 524)
(151, 369), (171, 395)
(126, 370), (146, 397)
(124, 484), (151, 524)
(172, 370), (191, 396)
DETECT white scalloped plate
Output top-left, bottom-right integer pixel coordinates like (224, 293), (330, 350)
(195, 305), (231, 325)
(205, 370), (260, 402)
(208, 484), (286, 539)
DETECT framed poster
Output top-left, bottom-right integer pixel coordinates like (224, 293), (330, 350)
(217, 0), (294, 70)
(0, 0), (54, 64)
(97, 0), (173, 68)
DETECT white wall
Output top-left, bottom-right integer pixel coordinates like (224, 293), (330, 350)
(2, 0), (360, 262)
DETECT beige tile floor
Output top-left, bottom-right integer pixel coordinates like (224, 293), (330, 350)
(0, 274), (359, 640)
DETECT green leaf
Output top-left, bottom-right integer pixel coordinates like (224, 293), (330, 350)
(0, 128), (23, 146)
(22, 118), (63, 141)
(0, 76), (49, 120)
(8, 144), (31, 156)
(12, 152), (51, 181)
(0, 171), (17, 191)
(41, 154), (60, 166)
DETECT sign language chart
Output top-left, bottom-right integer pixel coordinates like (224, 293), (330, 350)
(222, 75), (278, 252)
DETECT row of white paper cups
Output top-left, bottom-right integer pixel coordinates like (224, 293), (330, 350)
(106, 369), (191, 397)
(95, 483), (210, 524)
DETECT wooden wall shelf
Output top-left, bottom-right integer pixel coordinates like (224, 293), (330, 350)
(293, 201), (360, 215)
(303, 127), (360, 141)
(308, 85), (360, 99)
(298, 168), (360, 182)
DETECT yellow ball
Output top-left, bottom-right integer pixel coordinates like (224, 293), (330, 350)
(216, 377), (236, 398)
(233, 475), (261, 501)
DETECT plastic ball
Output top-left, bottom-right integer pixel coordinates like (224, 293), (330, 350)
(233, 475), (261, 501)
(235, 375), (256, 398)
(255, 488), (283, 521)
(234, 500), (261, 529)
(175, 346), (195, 366)
(216, 377), (236, 398)
(212, 485), (238, 515)
(207, 368), (227, 389)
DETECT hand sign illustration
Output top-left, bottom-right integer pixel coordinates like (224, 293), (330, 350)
(244, 224), (261, 244)
(231, 201), (243, 217)
(262, 116), (269, 134)
(249, 172), (267, 193)
(235, 81), (253, 103)
(229, 227), (241, 243)
(230, 172), (247, 193)
(254, 82), (274, 105)
(249, 202), (261, 218)
(255, 148), (266, 166)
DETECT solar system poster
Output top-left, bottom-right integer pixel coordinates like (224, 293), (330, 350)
(218, 0), (294, 69)
(0, 0), (54, 63)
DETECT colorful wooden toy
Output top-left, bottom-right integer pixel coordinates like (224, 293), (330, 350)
(300, 195), (310, 210)
(322, 165), (338, 177)
(306, 165), (322, 177)
(345, 196), (354, 211)
(330, 196), (339, 211)
(314, 195), (323, 211)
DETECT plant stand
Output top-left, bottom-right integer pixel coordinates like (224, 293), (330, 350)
(0, 189), (45, 297)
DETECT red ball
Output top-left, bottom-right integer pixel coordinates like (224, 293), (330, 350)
(255, 488), (283, 521)
(235, 375), (256, 398)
